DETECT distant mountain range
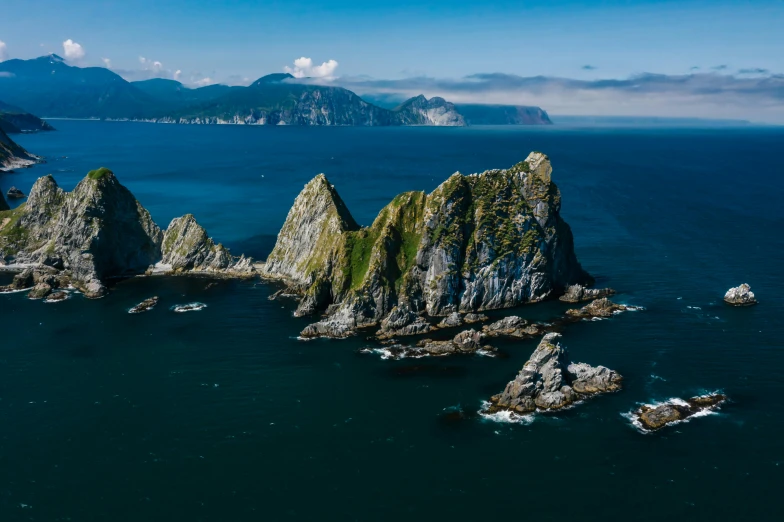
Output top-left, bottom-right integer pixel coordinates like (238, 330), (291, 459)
(0, 55), (552, 126)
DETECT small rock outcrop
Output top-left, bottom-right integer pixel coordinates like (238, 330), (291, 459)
(129, 296), (159, 314)
(482, 316), (548, 339)
(437, 312), (463, 328)
(559, 284), (615, 303)
(483, 333), (622, 414)
(6, 187), (24, 199)
(0, 266), (69, 293)
(634, 394), (727, 432)
(27, 282), (53, 299)
(565, 297), (637, 319)
(44, 291), (68, 303)
(366, 328), (494, 359)
(724, 284), (757, 306)
(264, 152), (590, 339)
(161, 214), (254, 277)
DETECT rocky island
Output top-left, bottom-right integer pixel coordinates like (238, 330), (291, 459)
(0, 168), (254, 298)
(632, 394), (727, 432)
(262, 152), (592, 338)
(483, 333), (622, 415)
(724, 284), (757, 306)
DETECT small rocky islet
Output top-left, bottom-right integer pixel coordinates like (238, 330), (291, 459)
(1, 152), (742, 432)
(632, 394), (727, 432)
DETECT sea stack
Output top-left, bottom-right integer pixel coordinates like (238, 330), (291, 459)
(262, 152), (591, 338)
(724, 284), (757, 306)
(483, 333), (622, 414)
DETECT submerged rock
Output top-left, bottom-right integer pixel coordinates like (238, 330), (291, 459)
(559, 284), (615, 303)
(262, 152), (590, 338)
(6, 186), (24, 199)
(129, 296), (159, 314)
(484, 333), (621, 414)
(565, 298), (637, 319)
(634, 394), (727, 431)
(724, 284), (757, 306)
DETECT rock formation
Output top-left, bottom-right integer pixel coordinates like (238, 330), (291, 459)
(6, 187), (24, 199)
(160, 214), (254, 276)
(724, 284), (757, 306)
(559, 284), (615, 303)
(0, 127), (42, 171)
(129, 296), (159, 314)
(633, 394), (727, 431)
(482, 315), (548, 339)
(262, 152), (590, 338)
(565, 297), (638, 319)
(393, 95), (465, 126)
(365, 328), (494, 359)
(484, 333), (622, 414)
(0, 168), (255, 297)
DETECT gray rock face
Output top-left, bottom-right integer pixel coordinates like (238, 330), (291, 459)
(263, 152), (590, 339)
(559, 284), (615, 303)
(161, 214), (254, 276)
(393, 95), (466, 126)
(0, 266), (69, 293)
(437, 312), (464, 328)
(0, 169), (162, 295)
(0, 127), (42, 171)
(485, 333), (622, 414)
(724, 284), (757, 306)
(482, 316), (547, 339)
(565, 298), (635, 319)
(373, 328), (494, 358)
(634, 394), (727, 431)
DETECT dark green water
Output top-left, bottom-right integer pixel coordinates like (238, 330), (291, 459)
(1, 122), (783, 521)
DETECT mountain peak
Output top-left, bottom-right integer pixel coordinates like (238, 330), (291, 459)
(252, 73), (295, 86)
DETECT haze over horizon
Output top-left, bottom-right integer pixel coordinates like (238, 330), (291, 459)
(1, 0), (783, 123)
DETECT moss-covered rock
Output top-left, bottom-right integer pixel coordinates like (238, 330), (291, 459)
(263, 151), (591, 338)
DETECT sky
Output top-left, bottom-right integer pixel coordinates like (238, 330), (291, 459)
(1, 0), (783, 122)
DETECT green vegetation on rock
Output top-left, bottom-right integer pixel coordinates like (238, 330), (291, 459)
(87, 167), (113, 180)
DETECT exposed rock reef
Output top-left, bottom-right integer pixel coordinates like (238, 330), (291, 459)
(724, 284), (757, 306)
(364, 328), (494, 359)
(6, 187), (25, 199)
(482, 315), (548, 339)
(565, 297), (639, 319)
(0, 127), (42, 171)
(483, 333), (622, 414)
(0, 168), (255, 297)
(393, 95), (465, 126)
(633, 394), (727, 432)
(129, 296), (159, 314)
(262, 152), (590, 338)
(559, 284), (615, 303)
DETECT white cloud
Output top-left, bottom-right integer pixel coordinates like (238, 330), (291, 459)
(0, 41), (8, 62)
(102, 57), (112, 68)
(174, 70), (182, 81)
(193, 77), (214, 87)
(62, 39), (85, 61)
(284, 57), (339, 79)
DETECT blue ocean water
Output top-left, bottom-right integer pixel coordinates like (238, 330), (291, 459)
(2, 121), (783, 521)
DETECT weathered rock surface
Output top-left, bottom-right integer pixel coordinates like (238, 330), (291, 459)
(437, 312), (463, 328)
(27, 282), (52, 299)
(565, 297), (637, 319)
(367, 328), (494, 359)
(559, 284), (615, 303)
(44, 291), (68, 303)
(0, 266), (69, 293)
(6, 187), (24, 199)
(724, 284), (757, 306)
(482, 315), (548, 339)
(264, 152), (590, 338)
(484, 333), (621, 414)
(0, 169), (256, 297)
(0, 127), (42, 171)
(129, 296), (159, 314)
(464, 313), (489, 324)
(161, 214), (254, 277)
(393, 95), (465, 126)
(634, 394), (727, 431)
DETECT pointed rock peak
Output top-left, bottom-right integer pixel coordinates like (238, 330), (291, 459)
(524, 151), (552, 184)
(26, 174), (63, 207)
(300, 174), (358, 231)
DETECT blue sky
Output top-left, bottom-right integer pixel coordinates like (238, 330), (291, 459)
(1, 0), (783, 121)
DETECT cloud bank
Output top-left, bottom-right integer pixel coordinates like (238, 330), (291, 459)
(0, 41), (8, 62)
(284, 57), (339, 79)
(62, 39), (85, 61)
(323, 71), (784, 123)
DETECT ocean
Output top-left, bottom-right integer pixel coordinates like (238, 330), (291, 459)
(2, 121), (783, 521)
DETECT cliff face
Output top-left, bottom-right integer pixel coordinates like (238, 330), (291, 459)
(393, 95), (466, 126)
(262, 152), (589, 334)
(455, 105), (553, 125)
(161, 214), (253, 275)
(0, 128), (42, 171)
